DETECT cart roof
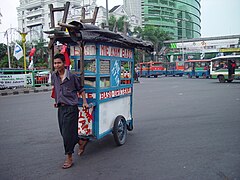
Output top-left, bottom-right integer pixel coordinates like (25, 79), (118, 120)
(45, 21), (154, 52)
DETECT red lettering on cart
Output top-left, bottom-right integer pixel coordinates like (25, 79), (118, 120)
(80, 120), (86, 124)
(84, 45), (96, 55)
(86, 93), (94, 99)
(78, 107), (94, 135)
(79, 112), (84, 118)
(121, 49), (125, 58)
(100, 88), (131, 100)
(100, 45), (109, 56)
(100, 45), (132, 59)
(111, 47), (120, 57)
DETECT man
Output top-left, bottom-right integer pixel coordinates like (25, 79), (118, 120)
(51, 53), (88, 169)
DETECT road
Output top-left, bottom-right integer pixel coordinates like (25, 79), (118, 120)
(0, 77), (240, 180)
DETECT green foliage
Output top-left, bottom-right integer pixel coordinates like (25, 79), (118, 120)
(0, 55), (8, 68)
(133, 26), (143, 38)
(142, 25), (173, 52)
(0, 43), (7, 59)
(0, 39), (49, 69)
(108, 15), (117, 31)
(108, 15), (131, 34)
(132, 26), (173, 62)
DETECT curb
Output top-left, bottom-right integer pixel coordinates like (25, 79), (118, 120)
(0, 87), (51, 96)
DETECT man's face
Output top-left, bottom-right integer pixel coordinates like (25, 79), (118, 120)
(54, 58), (65, 71)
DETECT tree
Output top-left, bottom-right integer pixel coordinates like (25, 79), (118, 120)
(108, 15), (117, 31)
(133, 26), (173, 62)
(133, 26), (143, 38)
(31, 39), (49, 68)
(0, 43), (7, 59)
(142, 26), (172, 53)
(108, 15), (131, 34)
(0, 56), (8, 68)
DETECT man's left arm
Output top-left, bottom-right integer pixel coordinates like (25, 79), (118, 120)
(74, 75), (88, 109)
(79, 91), (88, 109)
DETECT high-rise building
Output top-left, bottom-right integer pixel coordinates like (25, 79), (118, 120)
(141, 0), (201, 39)
(123, 0), (142, 26)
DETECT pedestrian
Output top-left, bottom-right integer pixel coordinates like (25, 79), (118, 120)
(51, 53), (88, 169)
(231, 60), (236, 74)
(134, 66), (139, 82)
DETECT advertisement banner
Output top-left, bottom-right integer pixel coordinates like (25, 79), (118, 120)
(0, 74), (33, 89)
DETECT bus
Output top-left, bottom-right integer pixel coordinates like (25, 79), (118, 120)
(138, 61), (164, 78)
(210, 55), (240, 83)
(164, 61), (184, 77)
(184, 59), (211, 78)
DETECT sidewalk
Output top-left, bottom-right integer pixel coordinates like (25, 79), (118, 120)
(0, 86), (51, 96)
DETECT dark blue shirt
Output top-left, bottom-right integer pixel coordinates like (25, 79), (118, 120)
(51, 69), (84, 106)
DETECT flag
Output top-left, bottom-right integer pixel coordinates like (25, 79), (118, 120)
(13, 43), (23, 60)
(60, 44), (71, 67)
(29, 47), (36, 57)
(29, 47), (36, 62)
(28, 60), (34, 70)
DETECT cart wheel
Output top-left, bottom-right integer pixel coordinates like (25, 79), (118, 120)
(113, 116), (127, 146)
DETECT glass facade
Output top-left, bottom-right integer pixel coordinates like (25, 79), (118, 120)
(141, 0), (201, 40)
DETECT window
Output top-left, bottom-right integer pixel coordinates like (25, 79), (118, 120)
(84, 59), (96, 73)
(100, 60), (110, 74)
(84, 77), (96, 87)
(100, 77), (110, 88)
(121, 61), (132, 84)
(99, 59), (110, 88)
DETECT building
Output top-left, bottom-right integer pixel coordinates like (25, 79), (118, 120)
(141, 0), (201, 40)
(110, 5), (141, 32)
(123, 0), (142, 26)
(17, 0), (99, 41)
(163, 35), (240, 62)
(109, 5), (127, 20)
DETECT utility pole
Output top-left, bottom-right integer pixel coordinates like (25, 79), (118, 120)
(105, 0), (109, 29)
(4, 31), (11, 68)
(181, 21), (184, 61)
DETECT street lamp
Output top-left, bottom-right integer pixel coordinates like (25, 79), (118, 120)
(19, 32), (27, 72)
(19, 29), (40, 73)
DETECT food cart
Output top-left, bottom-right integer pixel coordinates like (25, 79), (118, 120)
(46, 20), (153, 145)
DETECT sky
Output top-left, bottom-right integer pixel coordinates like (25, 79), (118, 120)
(0, 0), (240, 43)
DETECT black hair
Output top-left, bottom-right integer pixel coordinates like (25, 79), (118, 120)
(54, 53), (65, 63)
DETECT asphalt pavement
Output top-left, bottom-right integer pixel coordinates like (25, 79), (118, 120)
(0, 77), (240, 180)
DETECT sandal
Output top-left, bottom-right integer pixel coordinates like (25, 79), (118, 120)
(78, 139), (89, 156)
(62, 160), (73, 169)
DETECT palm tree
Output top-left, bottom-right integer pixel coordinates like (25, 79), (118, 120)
(108, 15), (131, 34)
(132, 26), (173, 62)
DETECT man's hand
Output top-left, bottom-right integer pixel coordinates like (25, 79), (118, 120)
(82, 102), (89, 109)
